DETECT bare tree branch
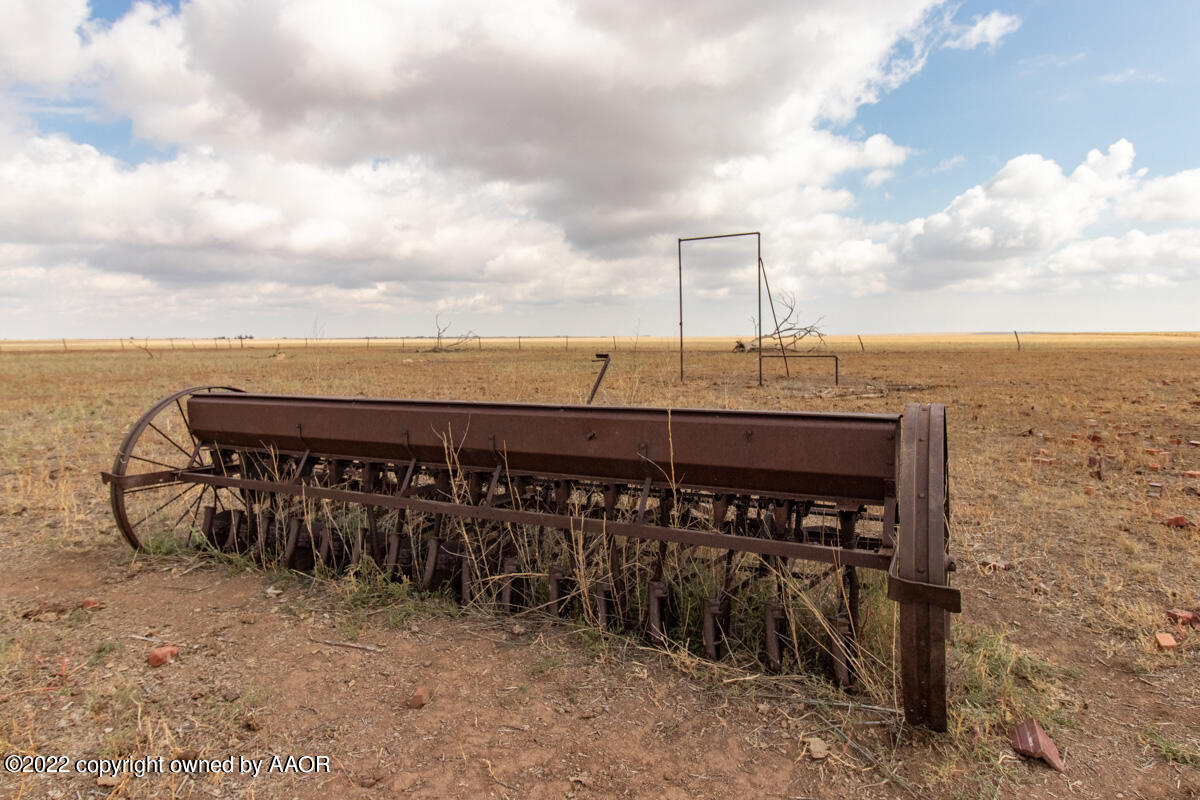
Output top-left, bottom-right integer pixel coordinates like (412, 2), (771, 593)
(740, 292), (824, 352)
(429, 315), (478, 352)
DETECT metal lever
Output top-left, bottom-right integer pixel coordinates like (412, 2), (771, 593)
(586, 353), (611, 405)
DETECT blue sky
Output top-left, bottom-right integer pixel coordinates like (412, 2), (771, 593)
(1, 1), (1197, 338)
(848, 0), (1200, 221)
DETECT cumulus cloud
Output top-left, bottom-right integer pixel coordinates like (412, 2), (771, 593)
(1047, 230), (1200, 284)
(879, 140), (1200, 294)
(1117, 169), (1200, 222)
(0, 1), (1195, 337)
(899, 140), (1136, 263)
(0, 0), (91, 87)
(0, 0), (954, 334)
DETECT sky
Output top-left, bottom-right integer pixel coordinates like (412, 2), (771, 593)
(1, 1), (1197, 339)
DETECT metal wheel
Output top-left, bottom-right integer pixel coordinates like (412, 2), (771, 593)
(106, 386), (243, 550)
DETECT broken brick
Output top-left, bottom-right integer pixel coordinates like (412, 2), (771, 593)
(1185, 471), (1200, 479)
(147, 645), (179, 667)
(1010, 718), (1065, 772)
(1155, 632), (1178, 651)
(1147, 463), (1162, 471)
(1164, 515), (1194, 528)
(1166, 609), (1198, 626)
(406, 685), (432, 709)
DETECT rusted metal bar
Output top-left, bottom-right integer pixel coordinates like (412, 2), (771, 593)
(186, 394), (899, 504)
(758, 257), (790, 377)
(178, 471), (894, 571)
(587, 353), (611, 405)
(894, 403), (951, 730)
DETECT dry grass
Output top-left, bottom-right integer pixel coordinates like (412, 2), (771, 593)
(2, 334), (1198, 798)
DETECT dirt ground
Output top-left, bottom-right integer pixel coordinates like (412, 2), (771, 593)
(2, 335), (1198, 799)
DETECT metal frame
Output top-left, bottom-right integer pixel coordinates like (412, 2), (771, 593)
(760, 353), (839, 385)
(679, 232), (793, 386)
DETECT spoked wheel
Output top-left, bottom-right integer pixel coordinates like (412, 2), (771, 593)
(106, 386), (243, 551)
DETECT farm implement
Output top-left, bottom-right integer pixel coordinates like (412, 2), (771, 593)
(101, 388), (960, 729)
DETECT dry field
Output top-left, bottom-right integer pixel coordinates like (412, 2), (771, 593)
(1, 334), (1198, 800)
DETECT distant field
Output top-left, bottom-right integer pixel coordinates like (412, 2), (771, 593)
(3, 330), (1199, 353)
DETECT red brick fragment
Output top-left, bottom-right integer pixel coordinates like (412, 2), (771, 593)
(1166, 609), (1198, 625)
(1010, 718), (1065, 772)
(406, 685), (431, 709)
(1155, 632), (1178, 650)
(1164, 515), (1194, 528)
(1185, 471), (1200, 479)
(79, 598), (101, 610)
(1145, 447), (1165, 455)
(1147, 463), (1162, 471)
(147, 645), (179, 667)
